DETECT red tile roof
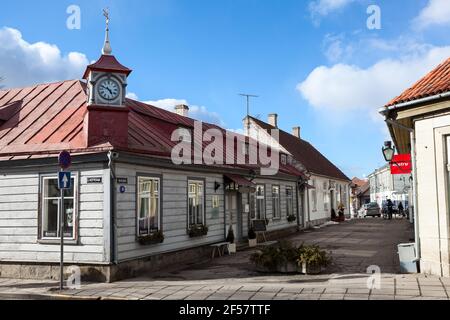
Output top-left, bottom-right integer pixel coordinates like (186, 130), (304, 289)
(0, 80), (304, 178)
(249, 117), (350, 181)
(83, 55), (132, 79)
(386, 57), (450, 107)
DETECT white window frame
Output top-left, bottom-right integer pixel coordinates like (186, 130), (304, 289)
(286, 186), (294, 217)
(137, 176), (161, 236)
(255, 185), (266, 220)
(272, 186), (281, 219)
(40, 174), (78, 241)
(311, 179), (317, 212)
(188, 180), (205, 227)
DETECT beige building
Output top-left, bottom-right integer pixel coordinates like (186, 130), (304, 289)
(381, 57), (450, 277)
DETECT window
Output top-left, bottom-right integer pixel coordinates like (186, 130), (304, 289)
(311, 180), (317, 212)
(272, 186), (281, 219)
(41, 175), (76, 240)
(188, 180), (204, 226)
(281, 154), (287, 166)
(323, 181), (329, 211)
(255, 185), (266, 220)
(286, 186), (294, 217)
(137, 177), (160, 236)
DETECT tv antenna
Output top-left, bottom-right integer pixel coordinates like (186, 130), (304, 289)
(239, 93), (259, 117)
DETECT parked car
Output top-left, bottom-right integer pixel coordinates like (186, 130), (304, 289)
(358, 202), (381, 218)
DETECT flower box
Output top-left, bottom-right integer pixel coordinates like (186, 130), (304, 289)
(188, 225), (209, 238)
(138, 231), (164, 245)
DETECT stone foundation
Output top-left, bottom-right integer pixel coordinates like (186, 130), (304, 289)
(0, 227), (306, 283)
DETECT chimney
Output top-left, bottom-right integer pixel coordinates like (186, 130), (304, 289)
(175, 104), (189, 117)
(292, 127), (301, 139)
(268, 114), (278, 128)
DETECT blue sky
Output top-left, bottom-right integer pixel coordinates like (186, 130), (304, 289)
(1, 0), (450, 178)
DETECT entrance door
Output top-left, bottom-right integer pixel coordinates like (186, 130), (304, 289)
(330, 190), (335, 211)
(226, 191), (239, 241)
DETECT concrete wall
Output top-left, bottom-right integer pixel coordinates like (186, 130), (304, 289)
(415, 114), (450, 277)
(0, 164), (108, 265)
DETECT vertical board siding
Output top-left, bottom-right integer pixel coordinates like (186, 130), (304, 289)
(115, 164), (225, 262)
(0, 166), (106, 264)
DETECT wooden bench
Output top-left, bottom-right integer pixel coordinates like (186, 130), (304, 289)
(210, 242), (230, 259)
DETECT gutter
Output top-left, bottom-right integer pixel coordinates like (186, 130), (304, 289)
(379, 91), (450, 115)
(107, 151), (118, 266)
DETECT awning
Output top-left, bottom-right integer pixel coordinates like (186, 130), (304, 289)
(225, 174), (255, 187)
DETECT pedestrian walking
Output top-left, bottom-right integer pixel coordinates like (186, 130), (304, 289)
(398, 202), (404, 218)
(387, 199), (394, 220)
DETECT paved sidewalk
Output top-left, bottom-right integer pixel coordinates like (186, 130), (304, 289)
(2, 219), (447, 300)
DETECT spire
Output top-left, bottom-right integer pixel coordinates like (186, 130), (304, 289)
(102, 8), (112, 55)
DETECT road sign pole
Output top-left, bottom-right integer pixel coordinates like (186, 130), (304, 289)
(60, 169), (65, 291)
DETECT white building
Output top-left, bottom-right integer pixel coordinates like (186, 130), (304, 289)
(244, 115), (351, 227)
(381, 56), (450, 277)
(368, 165), (411, 209)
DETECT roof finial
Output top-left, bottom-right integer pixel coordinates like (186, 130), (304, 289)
(102, 8), (112, 55)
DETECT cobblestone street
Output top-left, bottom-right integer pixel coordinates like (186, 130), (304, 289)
(2, 219), (449, 300)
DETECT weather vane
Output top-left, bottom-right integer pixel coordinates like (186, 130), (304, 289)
(102, 8), (112, 55)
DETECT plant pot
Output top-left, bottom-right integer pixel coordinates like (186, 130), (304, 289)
(248, 238), (257, 248)
(227, 243), (236, 254)
(301, 262), (322, 275)
(277, 262), (298, 274)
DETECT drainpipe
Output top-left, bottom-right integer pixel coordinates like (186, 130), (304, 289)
(385, 119), (420, 263)
(107, 151), (118, 265)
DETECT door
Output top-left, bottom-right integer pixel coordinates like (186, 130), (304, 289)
(226, 191), (239, 241)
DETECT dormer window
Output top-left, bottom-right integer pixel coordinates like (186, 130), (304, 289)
(281, 154), (287, 166)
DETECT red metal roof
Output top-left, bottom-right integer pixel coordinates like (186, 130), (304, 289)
(249, 116), (350, 181)
(83, 55), (132, 79)
(0, 80), (305, 178)
(386, 57), (450, 107)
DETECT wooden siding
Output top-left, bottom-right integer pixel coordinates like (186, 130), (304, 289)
(0, 165), (107, 264)
(115, 163), (225, 262)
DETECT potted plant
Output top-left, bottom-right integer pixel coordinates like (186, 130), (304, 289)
(188, 224), (209, 238)
(226, 226), (236, 254)
(250, 246), (279, 273)
(138, 230), (165, 245)
(275, 240), (298, 273)
(297, 244), (332, 275)
(287, 214), (297, 223)
(248, 227), (257, 248)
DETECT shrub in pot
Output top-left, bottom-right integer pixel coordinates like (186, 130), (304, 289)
(297, 244), (332, 275)
(248, 227), (257, 247)
(226, 226), (236, 254)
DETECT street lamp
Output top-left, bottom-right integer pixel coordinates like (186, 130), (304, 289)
(382, 141), (396, 163)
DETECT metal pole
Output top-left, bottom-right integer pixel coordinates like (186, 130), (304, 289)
(60, 173), (64, 291)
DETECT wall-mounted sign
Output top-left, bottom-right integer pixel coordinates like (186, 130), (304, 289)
(117, 178), (128, 184)
(119, 186), (126, 194)
(87, 177), (103, 184)
(391, 154), (412, 175)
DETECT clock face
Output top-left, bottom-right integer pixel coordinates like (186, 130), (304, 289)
(98, 79), (120, 101)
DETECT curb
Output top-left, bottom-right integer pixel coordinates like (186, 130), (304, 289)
(0, 291), (101, 300)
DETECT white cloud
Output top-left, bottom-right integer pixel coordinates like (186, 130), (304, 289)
(0, 27), (89, 88)
(127, 94), (225, 126)
(414, 0), (450, 29)
(297, 45), (450, 115)
(309, 0), (355, 24)
(323, 34), (354, 63)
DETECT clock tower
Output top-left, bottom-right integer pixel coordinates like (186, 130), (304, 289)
(83, 9), (132, 148)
